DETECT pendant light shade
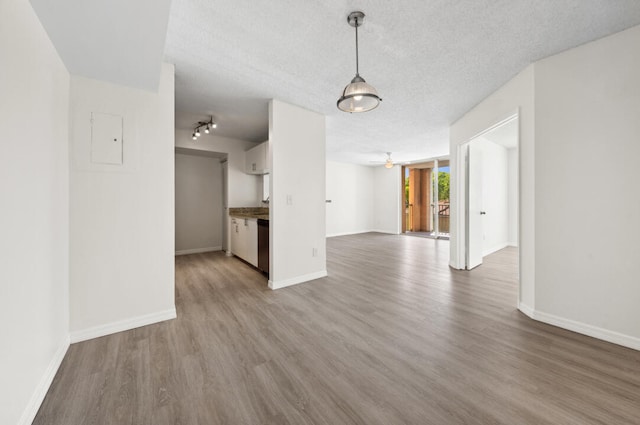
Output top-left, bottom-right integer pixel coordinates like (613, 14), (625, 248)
(337, 11), (381, 113)
(338, 75), (381, 113)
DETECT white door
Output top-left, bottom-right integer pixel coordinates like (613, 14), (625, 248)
(466, 143), (484, 269)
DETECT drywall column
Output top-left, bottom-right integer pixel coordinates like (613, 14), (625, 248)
(69, 63), (176, 341)
(449, 65), (535, 312)
(0, 1), (70, 424)
(533, 25), (640, 347)
(269, 100), (327, 289)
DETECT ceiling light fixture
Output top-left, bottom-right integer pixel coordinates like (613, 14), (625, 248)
(384, 152), (394, 168)
(192, 116), (216, 141)
(337, 11), (382, 113)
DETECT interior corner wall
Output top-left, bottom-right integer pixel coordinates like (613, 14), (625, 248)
(533, 25), (640, 345)
(174, 132), (261, 252)
(69, 63), (176, 341)
(269, 100), (327, 289)
(175, 154), (223, 253)
(449, 65), (535, 310)
(0, 1), (70, 424)
(326, 161), (374, 237)
(372, 166), (402, 234)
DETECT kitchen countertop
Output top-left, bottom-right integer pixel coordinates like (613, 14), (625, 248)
(229, 207), (269, 221)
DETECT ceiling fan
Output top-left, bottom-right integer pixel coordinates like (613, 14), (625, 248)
(370, 152), (395, 168)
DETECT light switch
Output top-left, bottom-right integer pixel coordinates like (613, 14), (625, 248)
(91, 112), (123, 165)
(286, 194), (293, 205)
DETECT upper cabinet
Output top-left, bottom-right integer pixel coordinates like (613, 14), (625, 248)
(245, 142), (269, 175)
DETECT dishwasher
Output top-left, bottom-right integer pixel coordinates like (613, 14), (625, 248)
(257, 219), (269, 276)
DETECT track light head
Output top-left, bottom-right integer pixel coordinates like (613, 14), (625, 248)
(195, 128), (201, 137)
(192, 132), (197, 140)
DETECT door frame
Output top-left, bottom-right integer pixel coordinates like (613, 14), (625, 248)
(401, 156), (450, 236)
(455, 112), (519, 270)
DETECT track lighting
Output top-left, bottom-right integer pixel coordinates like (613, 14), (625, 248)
(191, 116), (217, 141)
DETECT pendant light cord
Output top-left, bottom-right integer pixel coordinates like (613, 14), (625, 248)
(355, 17), (359, 76)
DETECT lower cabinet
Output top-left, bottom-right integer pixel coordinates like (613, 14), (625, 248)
(230, 217), (258, 267)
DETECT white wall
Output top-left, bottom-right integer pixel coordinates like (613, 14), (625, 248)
(69, 63), (176, 341)
(507, 148), (518, 246)
(450, 66), (535, 310)
(326, 161), (374, 237)
(269, 100), (326, 289)
(451, 24), (640, 350)
(533, 25), (640, 345)
(174, 132), (260, 252)
(472, 138), (509, 256)
(373, 165), (402, 234)
(175, 153), (223, 254)
(0, 1), (70, 424)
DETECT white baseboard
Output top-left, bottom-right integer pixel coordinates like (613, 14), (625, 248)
(70, 308), (177, 343)
(175, 246), (222, 256)
(269, 270), (328, 290)
(326, 230), (373, 238)
(483, 242), (509, 257)
(371, 229), (400, 235)
(508, 241), (518, 247)
(18, 336), (70, 425)
(517, 302), (535, 318)
(518, 303), (640, 351)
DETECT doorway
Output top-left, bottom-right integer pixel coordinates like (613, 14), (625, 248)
(402, 158), (450, 239)
(460, 116), (519, 270)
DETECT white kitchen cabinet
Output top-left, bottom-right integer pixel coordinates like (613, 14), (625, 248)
(230, 217), (245, 259)
(230, 217), (258, 267)
(245, 142), (268, 175)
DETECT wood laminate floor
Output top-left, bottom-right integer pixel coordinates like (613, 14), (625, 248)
(34, 233), (640, 424)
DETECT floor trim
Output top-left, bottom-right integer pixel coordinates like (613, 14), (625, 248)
(269, 270), (328, 290)
(517, 302), (535, 318)
(70, 308), (177, 343)
(519, 303), (640, 351)
(175, 246), (222, 256)
(326, 230), (373, 238)
(18, 336), (70, 425)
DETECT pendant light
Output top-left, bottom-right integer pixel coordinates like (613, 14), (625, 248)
(337, 11), (382, 113)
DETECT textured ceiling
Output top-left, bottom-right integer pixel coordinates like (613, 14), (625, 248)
(164, 0), (640, 164)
